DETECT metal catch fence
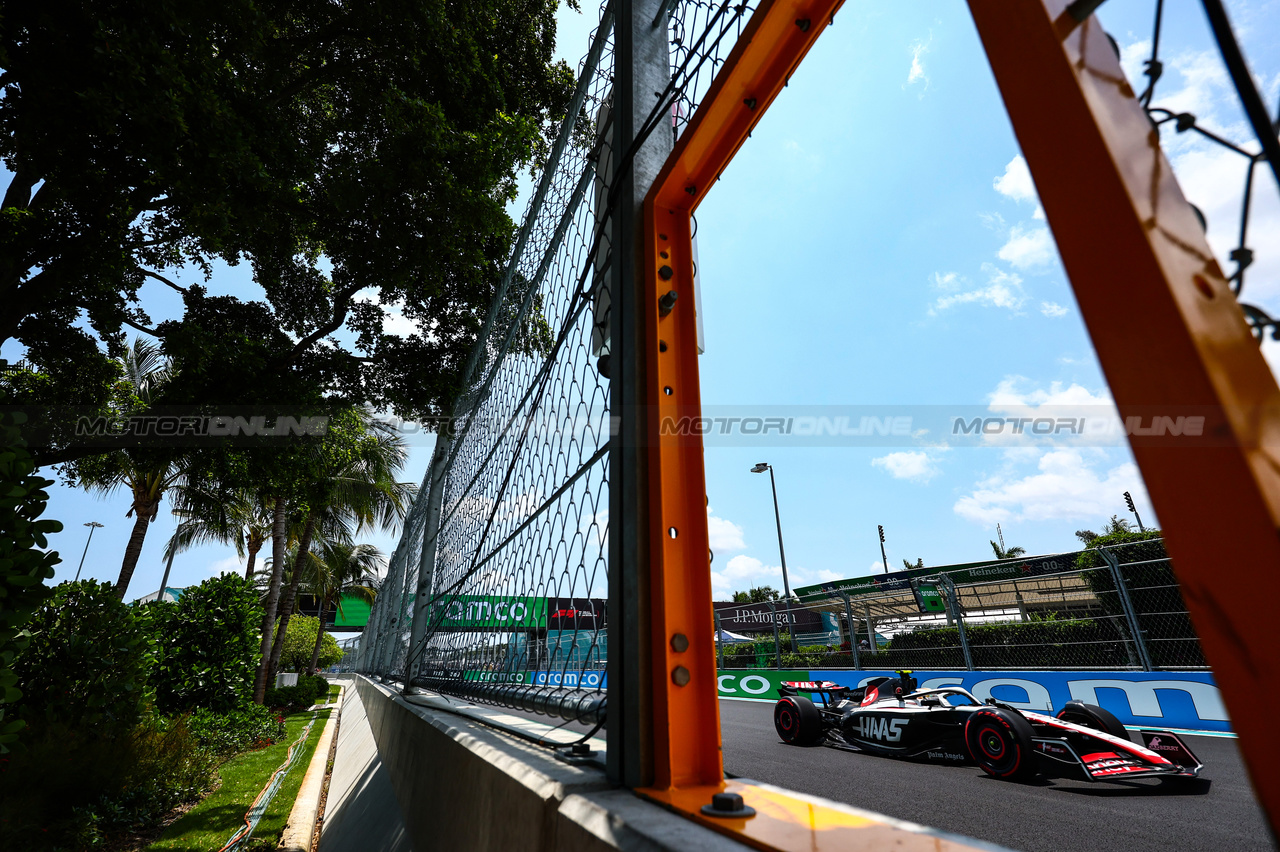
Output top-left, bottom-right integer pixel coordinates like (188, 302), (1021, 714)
(351, 0), (764, 727)
(716, 540), (1206, 672)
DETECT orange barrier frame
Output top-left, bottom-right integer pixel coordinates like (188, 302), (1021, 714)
(635, 0), (1279, 842)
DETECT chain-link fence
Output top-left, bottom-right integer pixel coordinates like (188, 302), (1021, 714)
(351, 0), (764, 725)
(716, 540), (1205, 672)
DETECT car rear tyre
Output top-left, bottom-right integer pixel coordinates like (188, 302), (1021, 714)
(774, 696), (824, 745)
(1056, 701), (1129, 742)
(964, 707), (1036, 781)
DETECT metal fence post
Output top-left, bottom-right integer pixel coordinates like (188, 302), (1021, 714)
(715, 612), (724, 671)
(1099, 547), (1154, 671)
(842, 593), (860, 670)
(606, 0), (673, 790)
(862, 603), (875, 655)
(771, 603), (782, 670)
(940, 576), (974, 671)
(401, 434), (452, 692)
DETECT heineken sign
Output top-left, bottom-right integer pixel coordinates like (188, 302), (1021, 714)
(795, 551), (1085, 603)
(432, 595), (547, 629)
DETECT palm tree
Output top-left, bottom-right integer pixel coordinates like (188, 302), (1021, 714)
(990, 540), (1027, 560)
(69, 339), (186, 599)
(255, 410), (415, 698)
(165, 485), (274, 580)
(305, 541), (383, 673)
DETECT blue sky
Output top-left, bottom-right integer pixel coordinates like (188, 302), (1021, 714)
(13, 0), (1280, 602)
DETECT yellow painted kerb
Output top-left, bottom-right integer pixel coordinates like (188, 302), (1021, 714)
(637, 779), (990, 852)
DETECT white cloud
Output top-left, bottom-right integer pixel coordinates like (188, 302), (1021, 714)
(931, 264), (1026, 314)
(997, 224), (1055, 270)
(707, 506), (746, 553)
(1040, 301), (1068, 318)
(954, 449), (1146, 525)
(710, 554), (843, 601)
(932, 271), (960, 289)
(993, 155), (1037, 203)
(208, 556), (242, 576)
(906, 35), (931, 93)
(871, 451), (940, 483)
(980, 376), (1121, 448)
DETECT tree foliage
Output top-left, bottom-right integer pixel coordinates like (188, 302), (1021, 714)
(731, 585), (780, 603)
(1, 0), (576, 450)
(148, 574), (263, 714)
(0, 412), (61, 752)
(11, 581), (157, 737)
(274, 615), (343, 673)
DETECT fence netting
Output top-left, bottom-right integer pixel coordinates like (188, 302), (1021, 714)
(352, 0), (762, 722)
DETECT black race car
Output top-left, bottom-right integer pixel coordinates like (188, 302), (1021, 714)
(773, 671), (1203, 783)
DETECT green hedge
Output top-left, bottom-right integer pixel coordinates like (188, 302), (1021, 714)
(1075, 533), (1205, 668)
(148, 574), (263, 714)
(263, 674), (330, 711)
(188, 705), (287, 757)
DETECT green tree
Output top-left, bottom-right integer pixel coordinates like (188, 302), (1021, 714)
(62, 340), (187, 599)
(0, 412), (61, 753)
(274, 615), (343, 673)
(256, 409), (412, 701)
(989, 540), (1027, 560)
(902, 557), (924, 570)
(165, 485), (272, 581)
(11, 581), (156, 736)
(305, 542), (382, 674)
(147, 574), (263, 714)
(731, 585), (780, 603)
(2, 0), (575, 454)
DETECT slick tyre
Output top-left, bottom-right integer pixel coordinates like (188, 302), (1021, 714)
(1056, 701), (1129, 742)
(774, 696), (824, 745)
(964, 707), (1036, 781)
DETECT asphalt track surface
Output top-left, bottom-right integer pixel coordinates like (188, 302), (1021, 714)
(719, 697), (1276, 852)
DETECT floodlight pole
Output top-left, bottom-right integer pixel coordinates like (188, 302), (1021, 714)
(752, 463), (796, 653)
(75, 521), (103, 582)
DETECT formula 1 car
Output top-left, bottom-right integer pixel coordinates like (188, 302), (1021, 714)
(773, 671), (1203, 783)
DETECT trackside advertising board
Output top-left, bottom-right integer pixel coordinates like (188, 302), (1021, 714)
(718, 669), (1229, 733)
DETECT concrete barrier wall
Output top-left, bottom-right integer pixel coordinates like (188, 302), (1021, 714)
(352, 677), (747, 852)
(715, 669), (1229, 733)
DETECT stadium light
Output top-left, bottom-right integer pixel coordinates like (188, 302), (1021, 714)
(877, 524), (889, 574)
(1124, 491), (1146, 532)
(749, 462), (796, 653)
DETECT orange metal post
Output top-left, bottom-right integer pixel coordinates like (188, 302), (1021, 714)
(637, 0), (845, 794)
(969, 0), (1280, 833)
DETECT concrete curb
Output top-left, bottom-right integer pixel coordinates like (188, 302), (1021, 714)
(279, 686), (345, 852)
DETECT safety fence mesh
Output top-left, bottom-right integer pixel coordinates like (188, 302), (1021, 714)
(352, 0), (762, 721)
(715, 540), (1205, 672)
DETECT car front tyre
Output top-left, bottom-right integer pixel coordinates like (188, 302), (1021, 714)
(964, 707), (1037, 781)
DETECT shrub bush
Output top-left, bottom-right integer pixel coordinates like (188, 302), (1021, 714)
(0, 713), (214, 851)
(298, 674), (330, 702)
(12, 580), (157, 736)
(147, 573), (263, 714)
(0, 412), (62, 753)
(188, 704), (287, 756)
(262, 685), (312, 711)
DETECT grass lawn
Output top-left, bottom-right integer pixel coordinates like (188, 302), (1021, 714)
(324, 684), (342, 704)
(146, 708), (331, 852)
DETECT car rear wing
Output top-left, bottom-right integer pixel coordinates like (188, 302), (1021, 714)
(778, 680), (847, 696)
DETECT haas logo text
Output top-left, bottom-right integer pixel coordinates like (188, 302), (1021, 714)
(851, 716), (907, 742)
